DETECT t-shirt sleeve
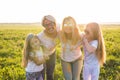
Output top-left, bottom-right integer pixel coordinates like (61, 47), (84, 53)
(90, 40), (98, 48)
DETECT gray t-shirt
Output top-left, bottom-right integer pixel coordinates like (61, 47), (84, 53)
(37, 25), (60, 55)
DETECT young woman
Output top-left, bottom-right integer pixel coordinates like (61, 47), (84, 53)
(60, 16), (83, 80)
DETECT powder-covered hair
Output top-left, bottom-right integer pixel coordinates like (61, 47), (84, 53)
(41, 15), (56, 27)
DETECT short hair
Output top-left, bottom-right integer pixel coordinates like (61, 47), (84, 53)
(41, 15), (56, 26)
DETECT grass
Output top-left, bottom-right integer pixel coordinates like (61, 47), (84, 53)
(0, 23), (120, 80)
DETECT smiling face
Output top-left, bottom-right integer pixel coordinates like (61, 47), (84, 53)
(43, 19), (56, 33)
(63, 19), (74, 34)
(30, 36), (41, 50)
(84, 26), (94, 42)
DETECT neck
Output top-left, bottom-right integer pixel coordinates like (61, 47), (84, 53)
(44, 30), (57, 38)
(44, 29), (53, 34)
(65, 33), (72, 40)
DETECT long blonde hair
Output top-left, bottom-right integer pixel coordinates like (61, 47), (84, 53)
(60, 16), (81, 45)
(21, 33), (34, 68)
(86, 22), (106, 66)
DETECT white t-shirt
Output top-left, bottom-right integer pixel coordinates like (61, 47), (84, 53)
(37, 25), (60, 55)
(25, 51), (44, 72)
(84, 40), (99, 65)
(61, 40), (82, 62)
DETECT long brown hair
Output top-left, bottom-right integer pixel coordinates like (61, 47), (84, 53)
(86, 22), (106, 66)
(60, 16), (81, 45)
(21, 33), (34, 68)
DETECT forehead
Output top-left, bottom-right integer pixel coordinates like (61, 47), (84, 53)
(86, 24), (98, 31)
(30, 36), (39, 41)
(64, 18), (73, 23)
(44, 19), (51, 23)
(84, 26), (92, 33)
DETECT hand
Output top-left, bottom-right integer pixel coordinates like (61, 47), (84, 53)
(83, 37), (88, 43)
(33, 56), (46, 65)
(82, 37), (88, 46)
(43, 54), (49, 60)
(81, 32), (85, 39)
(83, 37), (90, 49)
(49, 47), (54, 51)
(49, 46), (55, 51)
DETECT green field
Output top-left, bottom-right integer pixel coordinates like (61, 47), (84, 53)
(0, 24), (120, 80)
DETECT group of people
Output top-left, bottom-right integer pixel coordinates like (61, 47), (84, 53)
(21, 15), (106, 80)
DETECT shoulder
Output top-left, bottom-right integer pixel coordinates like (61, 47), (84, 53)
(90, 40), (98, 48)
(37, 31), (44, 38)
(91, 40), (98, 44)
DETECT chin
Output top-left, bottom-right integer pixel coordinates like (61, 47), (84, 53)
(48, 30), (54, 33)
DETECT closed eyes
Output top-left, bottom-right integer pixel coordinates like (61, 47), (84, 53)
(64, 23), (73, 27)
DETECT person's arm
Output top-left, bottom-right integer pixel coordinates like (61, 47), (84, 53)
(83, 38), (97, 53)
(70, 40), (82, 50)
(70, 32), (84, 50)
(29, 56), (46, 65)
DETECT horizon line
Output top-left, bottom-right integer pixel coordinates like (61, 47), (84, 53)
(0, 22), (120, 24)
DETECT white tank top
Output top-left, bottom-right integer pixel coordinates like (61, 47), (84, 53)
(25, 51), (44, 72)
(61, 40), (82, 62)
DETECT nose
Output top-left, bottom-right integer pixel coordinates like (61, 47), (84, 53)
(48, 25), (52, 28)
(49, 26), (54, 30)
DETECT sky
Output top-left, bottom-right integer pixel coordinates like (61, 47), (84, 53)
(0, 0), (120, 24)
